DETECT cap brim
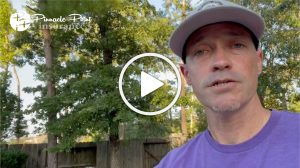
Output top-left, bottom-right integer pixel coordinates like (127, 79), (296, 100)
(169, 6), (265, 57)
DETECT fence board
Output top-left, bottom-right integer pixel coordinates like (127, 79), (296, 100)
(96, 141), (108, 168)
(2, 139), (170, 168)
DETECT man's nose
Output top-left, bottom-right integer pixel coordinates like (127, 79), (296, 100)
(211, 47), (232, 72)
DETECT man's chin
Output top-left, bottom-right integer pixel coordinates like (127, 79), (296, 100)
(210, 102), (241, 113)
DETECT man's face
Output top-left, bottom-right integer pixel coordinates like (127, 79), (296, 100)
(180, 22), (263, 113)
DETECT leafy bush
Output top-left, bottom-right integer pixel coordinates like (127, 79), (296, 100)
(0, 149), (28, 168)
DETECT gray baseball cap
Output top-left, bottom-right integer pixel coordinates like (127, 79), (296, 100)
(169, 0), (265, 58)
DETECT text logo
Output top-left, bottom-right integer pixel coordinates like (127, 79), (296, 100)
(10, 12), (92, 31)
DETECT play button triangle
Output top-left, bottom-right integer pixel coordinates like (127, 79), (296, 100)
(141, 71), (164, 98)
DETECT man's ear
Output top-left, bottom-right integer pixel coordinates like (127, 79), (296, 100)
(256, 49), (263, 75)
(180, 63), (191, 85)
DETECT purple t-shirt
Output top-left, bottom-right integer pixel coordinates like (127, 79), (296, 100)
(155, 110), (300, 168)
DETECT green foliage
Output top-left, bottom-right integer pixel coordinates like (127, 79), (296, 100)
(0, 0), (15, 68)
(0, 73), (18, 141)
(193, 103), (207, 134)
(13, 110), (28, 139)
(164, 0), (192, 22)
(0, 0), (27, 141)
(18, 0), (174, 151)
(177, 88), (208, 137)
(13, 0), (299, 152)
(123, 115), (171, 139)
(36, 0), (121, 18)
(47, 65), (133, 151)
(0, 149), (28, 168)
(288, 93), (300, 112)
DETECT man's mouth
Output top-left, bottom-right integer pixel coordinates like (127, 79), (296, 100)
(208, 79), (236, 87)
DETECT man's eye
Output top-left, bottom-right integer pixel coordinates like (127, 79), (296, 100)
(233, 43), (245, 48)
(194, 49), (208, 56)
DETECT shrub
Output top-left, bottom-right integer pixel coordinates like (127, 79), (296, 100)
(0, 149), (28, 168)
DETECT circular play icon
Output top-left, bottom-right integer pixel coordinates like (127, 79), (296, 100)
(118, 53), (181, 116)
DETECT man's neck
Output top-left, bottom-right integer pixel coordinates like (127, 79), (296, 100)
(205, 94), (271, 145)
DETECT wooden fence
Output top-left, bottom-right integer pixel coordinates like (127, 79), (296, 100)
(1, 139), (170, 168)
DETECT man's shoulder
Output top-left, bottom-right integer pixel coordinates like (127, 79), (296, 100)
(155, 131), (207, 167)
(274, 109), (300, 122)
(277, 109), (300, 115)
(171, 131), (206, 153)
(274, 110), (300, 131)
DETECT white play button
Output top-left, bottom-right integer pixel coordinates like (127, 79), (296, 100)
(119, 53), (181, 116)
(141, 71), (164, 98)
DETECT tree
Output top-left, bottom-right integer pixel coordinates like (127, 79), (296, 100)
(18, 0), (174, 167)
(49, 1), (173, 166)
(0, 73), (18, 141)
(164, 0), (206, 139)
(0, 0), (14, 83)
(43, 26), (58, 168)
(288, 93), (300, 112)
(0, 0), (27, 142)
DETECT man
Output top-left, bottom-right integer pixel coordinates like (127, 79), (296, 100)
(155, 0), (300, 167)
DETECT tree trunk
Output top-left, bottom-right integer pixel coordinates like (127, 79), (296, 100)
(182, 0), (186, 19)
(43, 28), (57, 168)
(12, 65), (20, 99)
(180, 106), (188, 137)
(190, 111), (193, 135)
(281, 90), (288, 110)
(180, 0), (188, 140)
(107, 109), (120, 168)
(180, 69), (188, 138)
(12, 65), (21, 143)
(100, 19), (120, 168)
(109, 135), (121, 168)
(103, 49), (113, 65)
(107, 84), (120, 168)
